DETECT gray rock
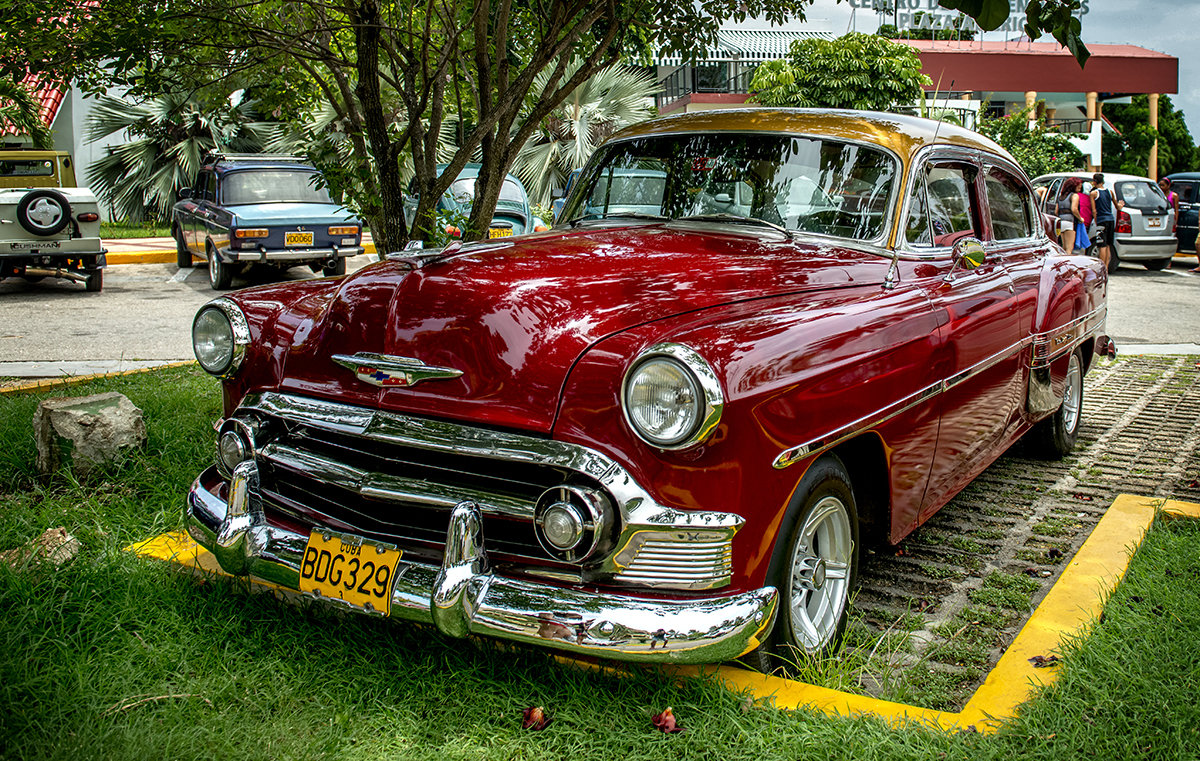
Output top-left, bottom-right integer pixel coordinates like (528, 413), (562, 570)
(33, 392), (147, 477)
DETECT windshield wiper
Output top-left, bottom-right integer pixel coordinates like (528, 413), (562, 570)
(675, 213), (794, 239)
(570, 212), (669, 227)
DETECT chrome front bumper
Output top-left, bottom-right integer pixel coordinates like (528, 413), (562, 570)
(185, 463), (778, 664)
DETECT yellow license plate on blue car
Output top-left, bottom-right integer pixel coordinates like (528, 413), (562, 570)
(298, 529), (402, 615)
(285, 231), (314, 246)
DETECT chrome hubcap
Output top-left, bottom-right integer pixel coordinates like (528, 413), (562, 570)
(1063, 353), (1082, 434)
(787, 495), (853, 651)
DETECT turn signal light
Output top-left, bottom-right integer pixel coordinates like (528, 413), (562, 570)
(534, 224), (549, 232)
(235, 228), (269, 238)
(445, 225), (462, 237)
(77, 212), (99, 223)
(1116, 210), (1132, 234)
(328, 225), (359, 236)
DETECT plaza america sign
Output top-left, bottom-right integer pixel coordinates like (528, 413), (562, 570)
(848, 0), (1090, 34)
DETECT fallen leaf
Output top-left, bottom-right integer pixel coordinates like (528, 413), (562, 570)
(1187, 480), (1200, 489)
(1072, 493), (1094, 501)
(1047, 548), (1064, 560)
(1028, 654), (1061, 668)
(740, 695), (754, 713)
(521, 706), (552, 731)
(651, 707), (685, 733)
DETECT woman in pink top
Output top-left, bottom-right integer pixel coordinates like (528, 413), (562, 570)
(1078, 184), (1094, 231)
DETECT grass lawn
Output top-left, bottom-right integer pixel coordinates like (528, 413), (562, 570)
(1, 367), (1197, 760)
(100, 220), (173, 239)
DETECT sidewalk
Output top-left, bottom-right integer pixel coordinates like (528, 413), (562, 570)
(104, 232), (377, 265)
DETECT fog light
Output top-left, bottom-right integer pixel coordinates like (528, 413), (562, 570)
(541, 503), (584, 550)
(534, 485), (613, 563)
(218, 430), (248, 473)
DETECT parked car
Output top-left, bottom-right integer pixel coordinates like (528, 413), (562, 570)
(0, 149), (106, 292)
(404, 163), (546, 240)
(550, 168), (582, 222)
(1164, 172), (1200, 252)
(172, 155), (364, 290)
(1032, 171), (1176, 272)
(185, 109), (1109, 667)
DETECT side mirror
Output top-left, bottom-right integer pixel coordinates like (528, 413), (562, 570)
(178, 187), (192, 200)
(945, 237), (986, 282)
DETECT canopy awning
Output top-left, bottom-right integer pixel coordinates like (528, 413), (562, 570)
(657, 29), (834, 66)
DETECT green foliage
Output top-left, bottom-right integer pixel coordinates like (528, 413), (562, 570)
(977, 107), (1085, 178)
(85, 92), (263, 222)
(513, 58), (657, 207)
(1102, 94), (1198, 177)
(749, 33), (930, 112)
(0, 79), (52, 149)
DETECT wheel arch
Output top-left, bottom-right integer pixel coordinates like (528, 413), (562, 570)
(827, 432), (890, 547)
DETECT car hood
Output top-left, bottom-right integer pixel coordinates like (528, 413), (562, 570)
(275, 224), (889, 433)
(229, 202), (360, 226)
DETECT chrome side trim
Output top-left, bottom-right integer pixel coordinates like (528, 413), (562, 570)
(186, 465), (777, 664)
(240, 392), (743, 589)
(772, 306), (1106, 469)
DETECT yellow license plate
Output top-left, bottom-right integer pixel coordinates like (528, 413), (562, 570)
(1147, 217), (1163, 228)
(298, 530), (402, 615)
(285, 231), (314, 246)
(488, 227), (513, 239)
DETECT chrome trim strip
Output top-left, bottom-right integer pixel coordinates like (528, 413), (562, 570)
(186, 465), (777, 664)
(772, 305), (1106, 469)
(239, 392), (744, 589)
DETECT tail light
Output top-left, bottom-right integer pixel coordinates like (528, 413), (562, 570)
(534, 224), (549, 232)
(1117, 210), (1132, 234)
(77, 212), (99, 223)
(445, 225), (462, 237)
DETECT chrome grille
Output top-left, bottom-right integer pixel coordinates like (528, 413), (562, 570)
(612, 530), (734, 590)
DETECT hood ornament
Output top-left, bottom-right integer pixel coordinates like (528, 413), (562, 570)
(333, 352), (463, 388)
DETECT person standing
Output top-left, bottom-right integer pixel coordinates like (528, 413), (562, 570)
(1058, 177), (1084, 254)
(1091, 173), (1122, 271)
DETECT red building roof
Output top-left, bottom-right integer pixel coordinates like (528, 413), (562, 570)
(896, 40), (1178, 96)
(1, 75), (67, 139)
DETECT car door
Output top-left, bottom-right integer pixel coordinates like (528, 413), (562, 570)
(188, 171), (216, 254)
(903, 153), (1022, 523)
(1173, 179), (1199, 248)
(982, 163), (1053, 442)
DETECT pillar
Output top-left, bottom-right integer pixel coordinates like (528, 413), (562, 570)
(1148, 93), (1160, 180)
(1086, 92), (1098, 120)
(1025, 91), (1037, 123)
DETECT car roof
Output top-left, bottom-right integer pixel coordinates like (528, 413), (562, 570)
(606, 108), (1013, 165)
(207, 158), (318, 175)
(435, 163), (528, 192)
(1165, 172), (1200, 180)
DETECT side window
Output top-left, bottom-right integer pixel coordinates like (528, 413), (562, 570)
(1045, 179), (1063, 214)
(206, 173), (219, 203)
(986, 168), (1034, 240)
(905, 173), (932, 246)
(1177, 181), (1197, 204)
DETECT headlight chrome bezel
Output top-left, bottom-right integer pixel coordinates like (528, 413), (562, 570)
(621, 342), (724, 451)
(192, 297), (251, 378)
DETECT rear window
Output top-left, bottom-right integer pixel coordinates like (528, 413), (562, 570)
(222, 170), (332, 205)
(0, 159), (54, 178)
(1115, 180), (1169, 213)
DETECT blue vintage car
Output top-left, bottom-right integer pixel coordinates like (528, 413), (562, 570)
(172, 155), (364, 290)
(404, 163), (547, 240)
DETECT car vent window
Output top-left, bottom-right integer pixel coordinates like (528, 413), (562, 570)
(911, 163), (980, 249)
(986, 168), (1034, 240)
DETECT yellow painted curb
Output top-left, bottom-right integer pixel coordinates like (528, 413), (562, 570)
(0, 361), (197, 395)
(106, 243), (378, 267)
(129, 494), (1200, 733)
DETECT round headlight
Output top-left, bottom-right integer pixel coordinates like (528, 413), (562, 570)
(193, 307), (233, 374)
(192, 299), (249, 377)
(622, 343), (724, 450)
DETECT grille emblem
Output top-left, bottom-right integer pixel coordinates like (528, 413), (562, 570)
(333, 352), (463, 388)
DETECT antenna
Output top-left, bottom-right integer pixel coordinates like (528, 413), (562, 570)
(930, 79), (956, 144)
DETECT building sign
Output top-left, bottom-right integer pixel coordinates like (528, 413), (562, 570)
(848, 0), (1089, 34)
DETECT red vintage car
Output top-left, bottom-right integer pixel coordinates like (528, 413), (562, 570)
(185, 109), (1109, 667)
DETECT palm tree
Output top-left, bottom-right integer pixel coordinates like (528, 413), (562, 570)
(513, 59), (659, 207)
(85, 93), (262, 222)
(0, 79), (52, 149)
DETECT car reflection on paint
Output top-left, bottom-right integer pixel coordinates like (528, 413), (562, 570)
(183, 109), (1110, 669)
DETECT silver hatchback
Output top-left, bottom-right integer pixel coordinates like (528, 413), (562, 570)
(1032, 171), (1177, 272)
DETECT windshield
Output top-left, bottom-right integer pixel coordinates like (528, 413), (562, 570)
(560, 132), (897, 241)
(1115, 180), (1169, 213)
(0, 159), (54, 178)
(221, 170), (332, 205)
(448, 177), (525, 206)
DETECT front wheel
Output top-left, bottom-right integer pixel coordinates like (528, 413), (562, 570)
(747, 454), (859, 670)
(1031, 349), (1083, 458)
